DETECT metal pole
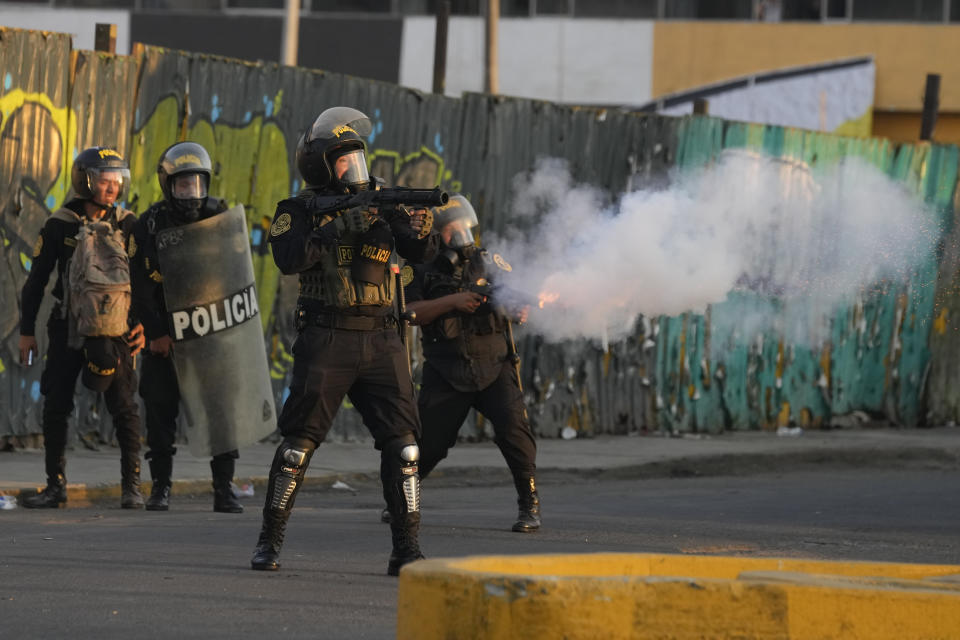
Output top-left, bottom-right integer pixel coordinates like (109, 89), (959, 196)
(281, 0), (300, 67)
(432, 0), (450, 94)
(485, 0), (499, 94)
(920, 73), (941, 141)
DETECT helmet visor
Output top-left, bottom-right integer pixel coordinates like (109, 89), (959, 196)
(332, 149), (370, 186)
(86, 167), (130, 203)
(443, 220), (475, 249)
(434, 195), (479, 249)
(172, 172), (208, 200)
(308, 106), (373, 143)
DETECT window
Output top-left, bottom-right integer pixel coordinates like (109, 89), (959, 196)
(535, 0), (570, 14)
(665, 0), (753, 18)
(854, 0), (945, 21)
(573, 0), (658, 18)
(310, 0), (391, 10)
(398, 0), (482, 14)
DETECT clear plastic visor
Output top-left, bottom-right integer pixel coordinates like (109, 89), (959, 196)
(172, 172), (208, 200)
(308, 106), (372, 142)
(332, 149), (369, 185)
(442, 220), (475, 249)
(86, 167), (130, 199)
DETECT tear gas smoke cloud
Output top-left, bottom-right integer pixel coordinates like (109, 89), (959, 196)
(487, 152), (938, 347)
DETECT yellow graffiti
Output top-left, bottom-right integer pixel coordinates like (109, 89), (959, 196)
(0, 89), (78, 209)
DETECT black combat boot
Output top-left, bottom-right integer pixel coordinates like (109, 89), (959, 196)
(387, 512), (425, 576)
(211, 457), (243, 514)
(512, 474), (541, 533)
(145, 456), (172, 511)
(251, 439), (314, 571)
(23, 454), (68, 509)
(121, 453), (144, 509)
(251, 508), (290, 571)
(22, 473), (67, 509)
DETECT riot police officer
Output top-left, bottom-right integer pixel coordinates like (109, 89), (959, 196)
(402, 195), (541, 532)
(18, 147), (146, 509)
(129, 141), (244, 514)
(251, 106), (439, 576)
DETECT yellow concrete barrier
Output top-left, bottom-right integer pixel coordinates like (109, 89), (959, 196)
(397, 553), (960, 639)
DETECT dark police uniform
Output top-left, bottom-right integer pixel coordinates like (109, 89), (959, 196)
(129, 197), (242, 512)
(252, 187), (439, 574)
(406, 246), (540, 531)
(20, 199), (141, 506)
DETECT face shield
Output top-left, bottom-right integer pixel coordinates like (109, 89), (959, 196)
(170, 171), (209, 220)
(307, 106), (373, 143)
(172, 172), (208, 200)
(86, 167), (130, 206)
(434, 195), (479, 249)
(332, 149), (370, 187)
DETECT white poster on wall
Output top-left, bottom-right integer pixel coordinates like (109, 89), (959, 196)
(644, 58), (875, 137)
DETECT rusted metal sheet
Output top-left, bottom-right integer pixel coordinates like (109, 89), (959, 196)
(0, 28), (73, 444)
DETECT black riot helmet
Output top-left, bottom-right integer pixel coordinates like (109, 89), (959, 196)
(433, 194), (479, 249)
(296, 106), (372, 192)
(157, 141), (212, 221)
(71, 146), (131, 207)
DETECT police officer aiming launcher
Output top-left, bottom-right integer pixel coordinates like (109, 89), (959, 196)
(251, 106), (444, 576)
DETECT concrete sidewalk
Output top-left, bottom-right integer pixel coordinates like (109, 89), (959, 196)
(2, 426), (960, 504)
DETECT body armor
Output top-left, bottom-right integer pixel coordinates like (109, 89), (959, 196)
(297, 195), (397, 309)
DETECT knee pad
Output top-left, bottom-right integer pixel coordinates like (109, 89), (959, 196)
(269, 438), (315, 511)
(384, 435), (420, 514)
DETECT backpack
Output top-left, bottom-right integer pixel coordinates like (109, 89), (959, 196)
(54, 207), (133, 349)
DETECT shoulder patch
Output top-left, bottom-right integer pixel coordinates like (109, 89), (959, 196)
(271, 212), (292, 237)
(400, 265), (415, 287)
(492, 253), (512, 272)
(127, 234), (137, 258)
(32, 235), (43, 258)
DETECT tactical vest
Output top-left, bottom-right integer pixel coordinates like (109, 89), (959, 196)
(421, 252), (502, 343)
(297, 198), (395, 309)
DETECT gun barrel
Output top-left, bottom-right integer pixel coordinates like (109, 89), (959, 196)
(376, 186), (449, 209)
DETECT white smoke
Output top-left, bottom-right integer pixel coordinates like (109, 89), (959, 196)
(487, 152), (938, 347)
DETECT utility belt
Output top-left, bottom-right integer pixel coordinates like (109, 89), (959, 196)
(295, 307), (396, 332)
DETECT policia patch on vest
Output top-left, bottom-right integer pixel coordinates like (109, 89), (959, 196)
(127, 234), (137, 258)
(271, 212), (292, 237)
(32, 235), (43, 258)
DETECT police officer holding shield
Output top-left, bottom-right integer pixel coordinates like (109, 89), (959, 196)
(18, 147), (146, 509)
(401, 195), (540, 532)
(251, 106), (439, 576)
(129, 142), (243, 514)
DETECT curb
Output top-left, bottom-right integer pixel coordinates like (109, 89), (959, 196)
(4, 446), (959, 505)
(398, 553), (960, 639)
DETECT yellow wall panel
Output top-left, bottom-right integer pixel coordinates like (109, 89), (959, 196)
(653, 22), (960, 112)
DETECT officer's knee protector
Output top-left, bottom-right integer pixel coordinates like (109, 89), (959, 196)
(384, 434), (420, 514)
(269, 438), (315, 511)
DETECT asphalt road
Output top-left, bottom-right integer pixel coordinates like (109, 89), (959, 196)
(2, 468), (959, 640)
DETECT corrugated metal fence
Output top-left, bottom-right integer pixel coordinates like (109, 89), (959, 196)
(1, 27), (958, 448)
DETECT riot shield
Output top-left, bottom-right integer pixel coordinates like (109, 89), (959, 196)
(155, 205), (276, 457)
